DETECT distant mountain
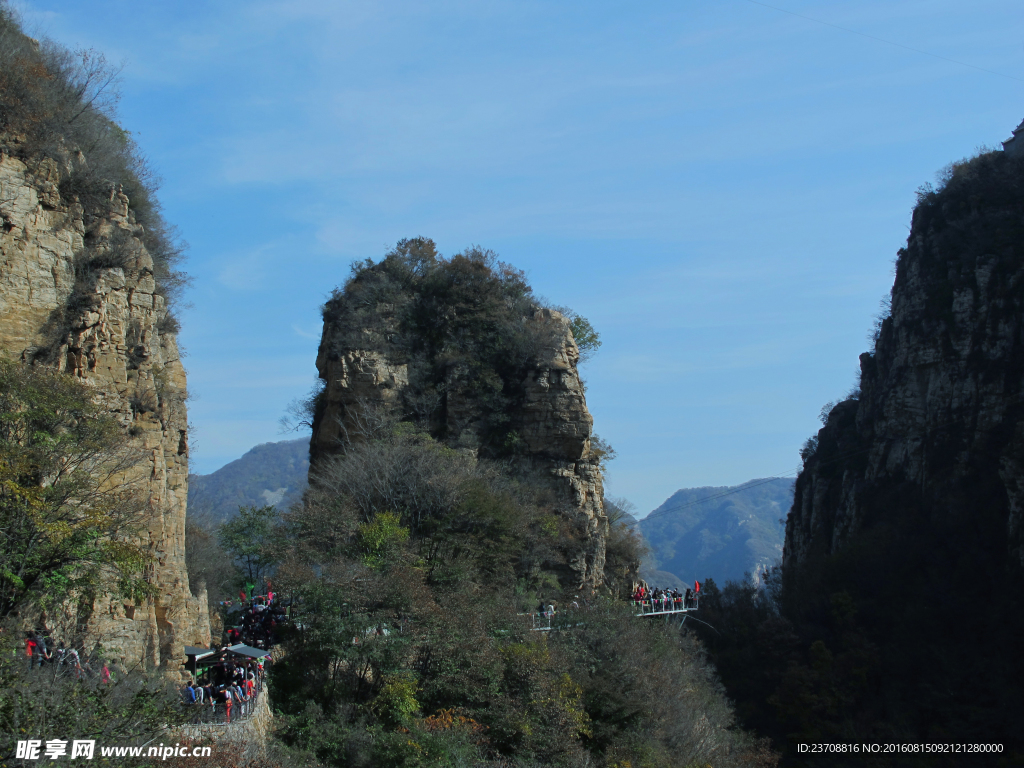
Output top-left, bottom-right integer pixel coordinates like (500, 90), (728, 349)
(188, 439), (310, 523)
(617, 512), (687, 591)
(637, 478), (793, 587)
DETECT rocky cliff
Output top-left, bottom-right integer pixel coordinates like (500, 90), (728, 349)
(786, 149), (1024, 571)
(310, 240), (610, 590)
(765, 147), (1024, 749)
(0, 150), (210, 668)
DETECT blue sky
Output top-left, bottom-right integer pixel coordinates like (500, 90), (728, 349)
(14, 0), (1024, 515)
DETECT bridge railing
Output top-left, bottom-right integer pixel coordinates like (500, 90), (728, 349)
(519, 597), (699, 632)
(182, 675), (266, 726)
(632, 596), (698, 616)
(525, 612), (553, 631)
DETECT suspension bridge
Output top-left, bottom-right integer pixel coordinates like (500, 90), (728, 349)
(524, 595), (699, 632)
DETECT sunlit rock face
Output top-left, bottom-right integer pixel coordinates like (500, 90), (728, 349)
(0, 150), (210, 669)
(312, 287), (609, 590)
(786, 150), (1024, 570)
(518, 309), (607, 588)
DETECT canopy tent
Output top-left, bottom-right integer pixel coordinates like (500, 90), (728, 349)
(184, 645), (215, 661)
(225, 643), (271, 659)
(184, 646), (215, 678)
(182, 643), (270, 677)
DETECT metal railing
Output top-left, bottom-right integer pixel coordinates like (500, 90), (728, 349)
(632, 596), (698, 616)
(525, 612), (554, 631)
(182, 675), (266, 725)
(516, 596), (700, 633)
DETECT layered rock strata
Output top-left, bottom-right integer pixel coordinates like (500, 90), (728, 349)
(0, 150), (210, 668)
(312, 305), (609, 590)
(786, 149), (1024, 570)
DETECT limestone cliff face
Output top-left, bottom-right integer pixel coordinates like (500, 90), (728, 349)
(313, 290), (609, 590)
(786, 149), (1024, 571)
(0, 150), (210, 668)
(518, 309), (607, 587)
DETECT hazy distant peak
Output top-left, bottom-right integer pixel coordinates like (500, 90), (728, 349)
(188, 438), (310, 524)
(636, 478), (793, 586)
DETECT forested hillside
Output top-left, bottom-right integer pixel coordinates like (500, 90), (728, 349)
(257, 242), (776, 767)
(188, 439), (309, 523)
(639, 479), (791, 587)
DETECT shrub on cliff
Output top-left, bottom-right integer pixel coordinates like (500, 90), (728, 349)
(0, 638), (190, 765)
(600, 495), (645, 596)
(291, 421), (561, 588)
(0, 359), (153, 620)
(267, 422), (769, 768)
(218, 504), (283, 590)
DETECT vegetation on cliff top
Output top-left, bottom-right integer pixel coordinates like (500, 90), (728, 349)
(0, 3), (187, 311)
(315, 237), (599, 457)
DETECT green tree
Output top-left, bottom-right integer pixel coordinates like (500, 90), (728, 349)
(567, 313), (601, 363)
(218, 505), (282, 590)
(357, 511), (410, 570)
(0, 359), (151, 618)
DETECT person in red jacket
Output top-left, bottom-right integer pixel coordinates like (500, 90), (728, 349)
(25, 632), (37, 669)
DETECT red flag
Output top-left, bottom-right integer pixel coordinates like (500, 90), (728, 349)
(239, 589), (247, 602)
(694, 581), (700, 593)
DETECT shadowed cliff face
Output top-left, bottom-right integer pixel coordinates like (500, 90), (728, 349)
(787, 150), (1024, 571)
(0, 151), (210, 669)
(310, 242), (610, 590)
(777, 149), (1024, 747)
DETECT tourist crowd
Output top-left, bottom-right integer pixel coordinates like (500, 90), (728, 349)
(222, 594), (286, 650)
(631, 582), (700, 611)
(23, 631), (112, 682)
(179, 593), (284, 724)
(182, 655), (267, 724)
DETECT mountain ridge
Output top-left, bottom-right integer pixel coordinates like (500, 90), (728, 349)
(188, 438), (309, 523)
(637, 478), (792, 588)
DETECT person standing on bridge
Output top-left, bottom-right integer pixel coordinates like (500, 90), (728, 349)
(222, 686), (233, 723)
